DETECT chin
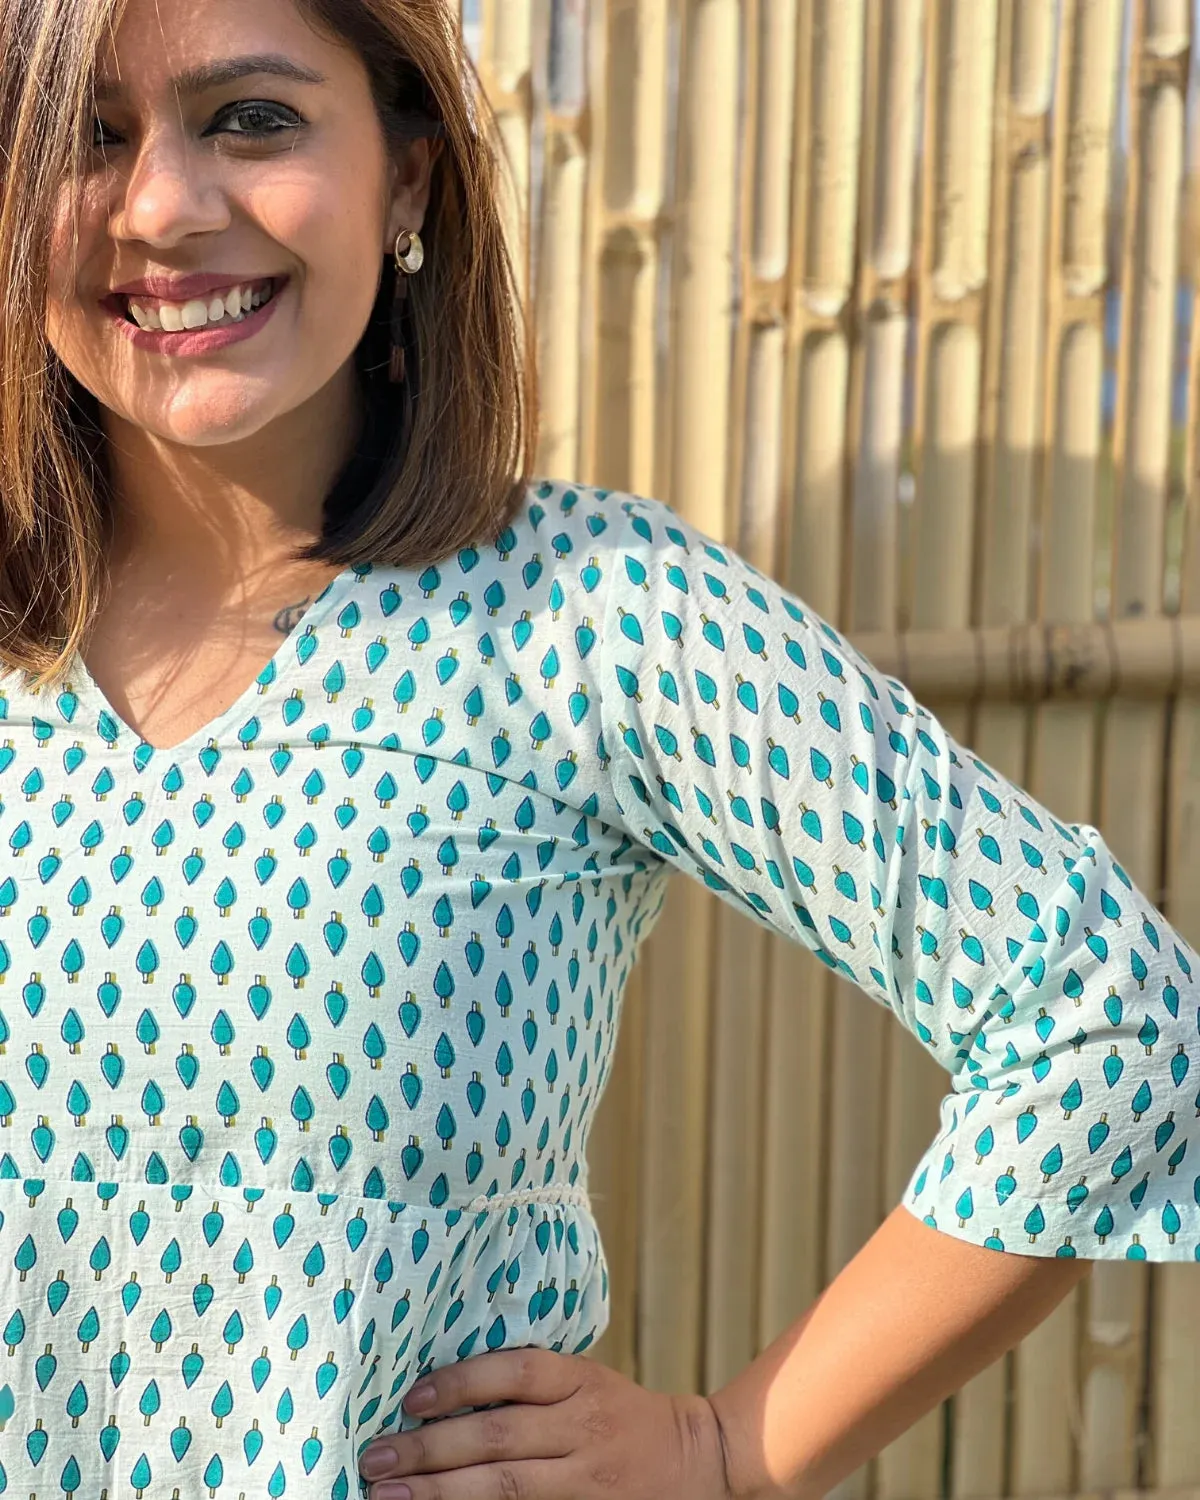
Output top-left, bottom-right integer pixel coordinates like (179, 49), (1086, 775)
(121, 380), (308, 447)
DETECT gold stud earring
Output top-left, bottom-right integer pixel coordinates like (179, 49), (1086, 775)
(389, 228), (425, 384)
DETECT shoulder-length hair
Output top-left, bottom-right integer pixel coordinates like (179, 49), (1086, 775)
(0, 0), (537, 685)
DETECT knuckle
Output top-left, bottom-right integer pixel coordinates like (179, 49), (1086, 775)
(479, 1412), (509, 1456)
(580, 1404), (618, 1442)
(588, 1460), (624, 1490)
(514, 1349), (540, 1387)
(495, 1463), (522, 1500)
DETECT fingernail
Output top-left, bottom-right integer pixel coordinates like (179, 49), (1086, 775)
(405, 1382), (436, 1411)
(360, 1445), (394, 1479)
(375, 1486), (412, 1500)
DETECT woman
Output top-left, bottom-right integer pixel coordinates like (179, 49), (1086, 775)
(0, 1), (1194, 1497)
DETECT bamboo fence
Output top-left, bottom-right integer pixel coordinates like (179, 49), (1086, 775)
(466, 2), (1200, 1495)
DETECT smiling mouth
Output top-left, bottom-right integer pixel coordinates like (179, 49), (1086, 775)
(113, 277), (283, 332)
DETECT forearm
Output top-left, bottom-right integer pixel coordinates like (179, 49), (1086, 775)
(706, 1202), (1091, 1500)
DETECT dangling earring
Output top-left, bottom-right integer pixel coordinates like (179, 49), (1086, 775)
(389, 227), (425, 384)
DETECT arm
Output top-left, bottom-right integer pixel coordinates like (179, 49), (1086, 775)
(708, 1204), (1091, 1500)
(600, 492), (1200, 1261)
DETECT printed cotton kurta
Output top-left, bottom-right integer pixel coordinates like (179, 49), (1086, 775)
(0, 478), (1196, 1498)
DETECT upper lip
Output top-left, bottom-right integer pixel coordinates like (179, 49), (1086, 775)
(109, 273), (281, 300)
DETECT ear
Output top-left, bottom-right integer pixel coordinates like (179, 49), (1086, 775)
(385, 136), (443, 250)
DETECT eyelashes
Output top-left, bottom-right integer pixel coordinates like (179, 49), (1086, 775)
(212, 101), (305, 138)
(91, 99), (306, 152)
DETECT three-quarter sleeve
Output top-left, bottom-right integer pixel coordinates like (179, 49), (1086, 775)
(597, 492), (1200, 1261)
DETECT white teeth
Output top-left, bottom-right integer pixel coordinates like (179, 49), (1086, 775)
(126, 279), (275, 333)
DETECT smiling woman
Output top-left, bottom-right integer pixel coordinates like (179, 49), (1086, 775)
(0, 0), (533, 684)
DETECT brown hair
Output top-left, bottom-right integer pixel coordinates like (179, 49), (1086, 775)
(0, 0), (537, 686)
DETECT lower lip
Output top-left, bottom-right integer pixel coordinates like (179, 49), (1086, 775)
(104, 281), (286, 356)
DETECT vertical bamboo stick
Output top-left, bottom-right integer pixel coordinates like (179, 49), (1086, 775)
(754, 0), (842, 1418)
(534, 0), (589, 481)
(925, 5), (1033, 1494)
(651, 0), (747, 1404)
(665, 0), (741, 541)
(780, 4), (872, 1496)
(476, 2), (535, 309)
(910, 0), (998, 636)
(579, 0), (704, 1396)
(581, 0), (670, 494)
(801, 0), (865, 320)
(909, 6), (1001, 1497)
(1148, 6), (1200, 1487)
(982, 0), (1085, 1487)
(728, 0), (803, 1373)
(636, 0), (746, 1402)
(532, 1), (647, 1381)
(1081, 1), (1187, 1485)
(931, 1), (1018, 1490)
(846, 12), (946, 1500)
(699, 0), (785, 1393)
(1015, 3), (1123, 1494)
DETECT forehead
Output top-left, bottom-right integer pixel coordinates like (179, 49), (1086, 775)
(94, 0), (351, 97)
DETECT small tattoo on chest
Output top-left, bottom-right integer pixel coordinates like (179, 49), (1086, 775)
(273, 598), (312, 635)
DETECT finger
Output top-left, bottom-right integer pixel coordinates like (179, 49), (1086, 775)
(368, 1454), (578, 1500)
(402, 1349), (586, 1420)
(360, 1402), (575, 1484)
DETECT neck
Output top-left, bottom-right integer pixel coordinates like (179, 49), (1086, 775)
(100, 363), (364, 588)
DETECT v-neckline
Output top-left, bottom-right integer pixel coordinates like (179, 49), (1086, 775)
(67, 563), (362, 760)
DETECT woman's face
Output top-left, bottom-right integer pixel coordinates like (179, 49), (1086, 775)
(45, 0), (435, 447)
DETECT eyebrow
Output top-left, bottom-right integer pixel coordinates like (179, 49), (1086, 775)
(93, 54), (327, 103)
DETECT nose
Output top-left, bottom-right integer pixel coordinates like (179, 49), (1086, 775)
(110, 128), (231, 248)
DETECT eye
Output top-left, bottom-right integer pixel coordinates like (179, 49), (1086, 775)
(91, 119), (121, 150)
(208, 100), (304, 139)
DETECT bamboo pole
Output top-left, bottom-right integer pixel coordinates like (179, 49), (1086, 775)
(849, 614), (1200, 708)
(910, 0), (998, 637)
(749, 0), (843, 1446)
(781, 6), (874, 1497)
(660, 0), (744, 1392)
(579, 0), (706, 1397)
(477, 1), (535, 307)
(580, 0), (670, 495)
(665, 0), (741, 541)
(727, 0), (804, 1385)
(700, 0), (789, 1393)
(936, 4), (1037, 1490)
(1151, 1), (1200, 1484)
(824, 6), (947, 1498)
(908, 5), (1002, 1498)
(1023, 131), (1142, 1500)
(1080, 1), (1187, 1486)
(534, 1), (590, 481)
(533, 1), (650, 1381)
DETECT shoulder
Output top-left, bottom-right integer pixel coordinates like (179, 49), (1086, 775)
(500, 477), (745, 595)
(502, 478), (676, 562)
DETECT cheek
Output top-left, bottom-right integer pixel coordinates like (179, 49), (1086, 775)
(243, 175), (387, 325)
(45, 188), (112, 368)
